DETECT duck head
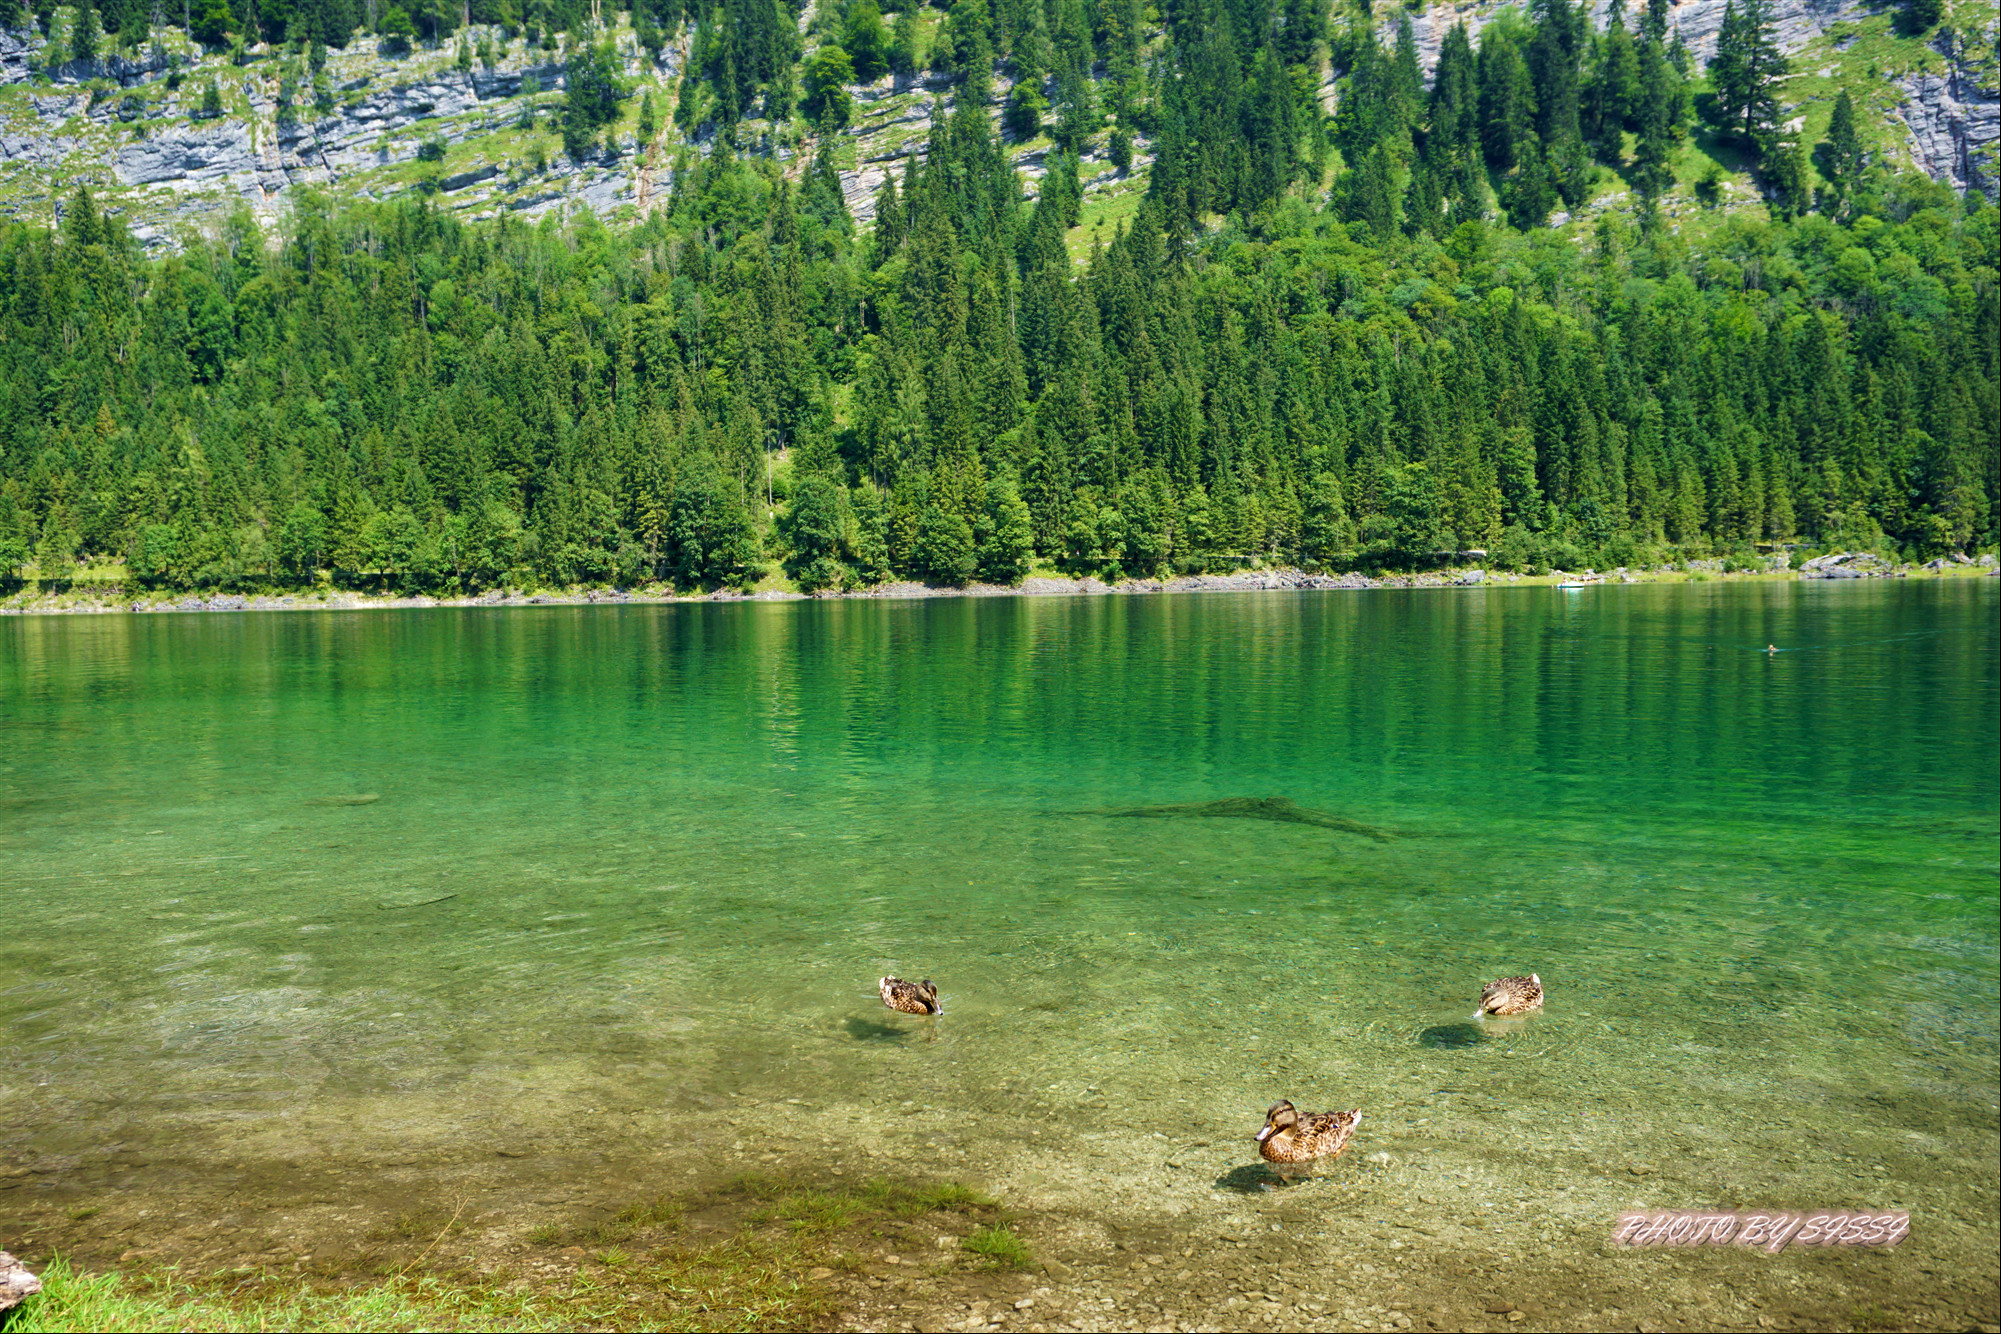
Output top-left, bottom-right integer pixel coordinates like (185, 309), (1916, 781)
(1255, 1100), (1298, 1143)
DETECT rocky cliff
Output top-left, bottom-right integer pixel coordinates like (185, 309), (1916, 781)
(0, 0), (1990, 250)
(1396, 0), (1995, 197)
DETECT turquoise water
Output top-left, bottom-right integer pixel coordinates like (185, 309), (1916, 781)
(2, 581), (1996, 1289)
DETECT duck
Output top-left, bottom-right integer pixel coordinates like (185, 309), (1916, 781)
(879, 976), (942, 1015)
(1255, 1100), (1362, 1186)
(1475, 973), (1544, 1018)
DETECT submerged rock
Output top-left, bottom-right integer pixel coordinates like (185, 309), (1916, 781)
(377, 891), (456, 909)
(1092, 796), (1396, 843)
(0, 1251), (40, 1312)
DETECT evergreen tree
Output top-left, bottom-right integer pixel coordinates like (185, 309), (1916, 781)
(914, 500), (976, 584)
(1505, 139), (1557, 229)
(562, 40), (624, 159)
(844, 0), (888, 83)
(1428, 22), (1480, 164)
(1708, 0), (1785, 145)
(978, 475), (1036, 583)
(1899, 0), (1942, 34)
(1815, 88), (1863, 215)
(1641, 0), (1669, 43)
(70, 2), (100, 61)
(849, 483), (895, 584)
(888, 4), (922, 76)
(1478, 29), (1537, 173)
(1630, 37), (1680, 202)
(780, 473), (849, 590)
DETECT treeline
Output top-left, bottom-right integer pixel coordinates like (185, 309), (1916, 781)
(1, 79), (1995, 593)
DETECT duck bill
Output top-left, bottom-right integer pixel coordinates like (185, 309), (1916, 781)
(1254, 1125), (1275, 1143)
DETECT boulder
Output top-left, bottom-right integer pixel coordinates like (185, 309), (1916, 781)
(0, 1251), (41, 1313)
(1800, 551), (1894, 578)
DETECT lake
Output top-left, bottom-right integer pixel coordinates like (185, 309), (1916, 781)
(3, 579), (1996, 1327)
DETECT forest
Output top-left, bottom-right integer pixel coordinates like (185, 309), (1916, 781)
(2, 0), (1996, 593)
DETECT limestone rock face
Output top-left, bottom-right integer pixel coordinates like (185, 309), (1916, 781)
(113, 121), (261, 190)
(1394, 0), (1871, 76)
(1895, 40), (2000, 195)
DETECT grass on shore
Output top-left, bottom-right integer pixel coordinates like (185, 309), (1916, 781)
(6, 1258), (568, 1333)
(6, 1173), (1012, 1333)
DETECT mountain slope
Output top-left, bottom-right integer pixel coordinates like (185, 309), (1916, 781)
(0, 0), (1991, 249)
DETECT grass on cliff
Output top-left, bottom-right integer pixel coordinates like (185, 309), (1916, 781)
(5, 1173), (1007, 1333)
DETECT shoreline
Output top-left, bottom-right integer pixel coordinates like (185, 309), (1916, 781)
(7, 1107), (1992, 1334)
(5, 554), (1994, 617)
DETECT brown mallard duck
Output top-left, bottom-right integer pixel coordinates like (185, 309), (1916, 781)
(879, 976), (942, 1015)
(1475, 973), (1544, 1018)
(1254, 1100), (1362, 1186)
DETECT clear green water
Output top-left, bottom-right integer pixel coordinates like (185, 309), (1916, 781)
(3, 582), (1997, 1287)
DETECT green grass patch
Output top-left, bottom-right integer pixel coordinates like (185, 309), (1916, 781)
(738, 1172), (995, 1232)
(1067, 181), (1145, 264)
(4, 1257), (554, 1333)
(961, 1223), (1031, 1270)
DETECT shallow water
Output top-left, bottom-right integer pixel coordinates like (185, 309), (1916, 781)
(3, 581), (1997, 1321)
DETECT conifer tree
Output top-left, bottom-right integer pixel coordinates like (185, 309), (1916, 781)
(1815, 88), (1863, 215)
(1478, 30), (1537, 173)
(1630, 36), (1679, 202)
(1641, 0), (1669, 43)
(844, 0), (887, 82)
(79, 3), (105, 59)
(1709, 0), (1785, 146)
(1428, 22), (1480, 163)
(978, 475), (1036, 584)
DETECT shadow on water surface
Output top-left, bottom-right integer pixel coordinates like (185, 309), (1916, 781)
(1213, 1163), (1281, 1193)
(842, 1016), (915, 1043)
(1419, 1022), (1487, 1049)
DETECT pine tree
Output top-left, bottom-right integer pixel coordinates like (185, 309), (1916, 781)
(848, 482), (894, 584)
(1815, 88), (1862, 215)
(1428, 23), (1480, 164)
(1709, 0), (1785, 145)
(1584, 12), (1639, 163)
(1765, 132), (1810, 220)
(978, 475), (1036, 584)
(1478, 31), (1537, 173)
(71, 3), (101, 61)
(914, 500), (976, 584)
(1300, 472), (1354, 567)
(1641, 0), (1668, 43)
(1391, 12), (1424, 135)
(1505, 140), (1557, 230)
(1630, 37), (1678, 202)
(888, 4), (922, 76)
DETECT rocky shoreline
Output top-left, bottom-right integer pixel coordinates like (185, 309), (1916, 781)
(1, 552), (1993, 617)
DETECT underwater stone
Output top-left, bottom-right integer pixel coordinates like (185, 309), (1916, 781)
(1094, 796), (1396, 843)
